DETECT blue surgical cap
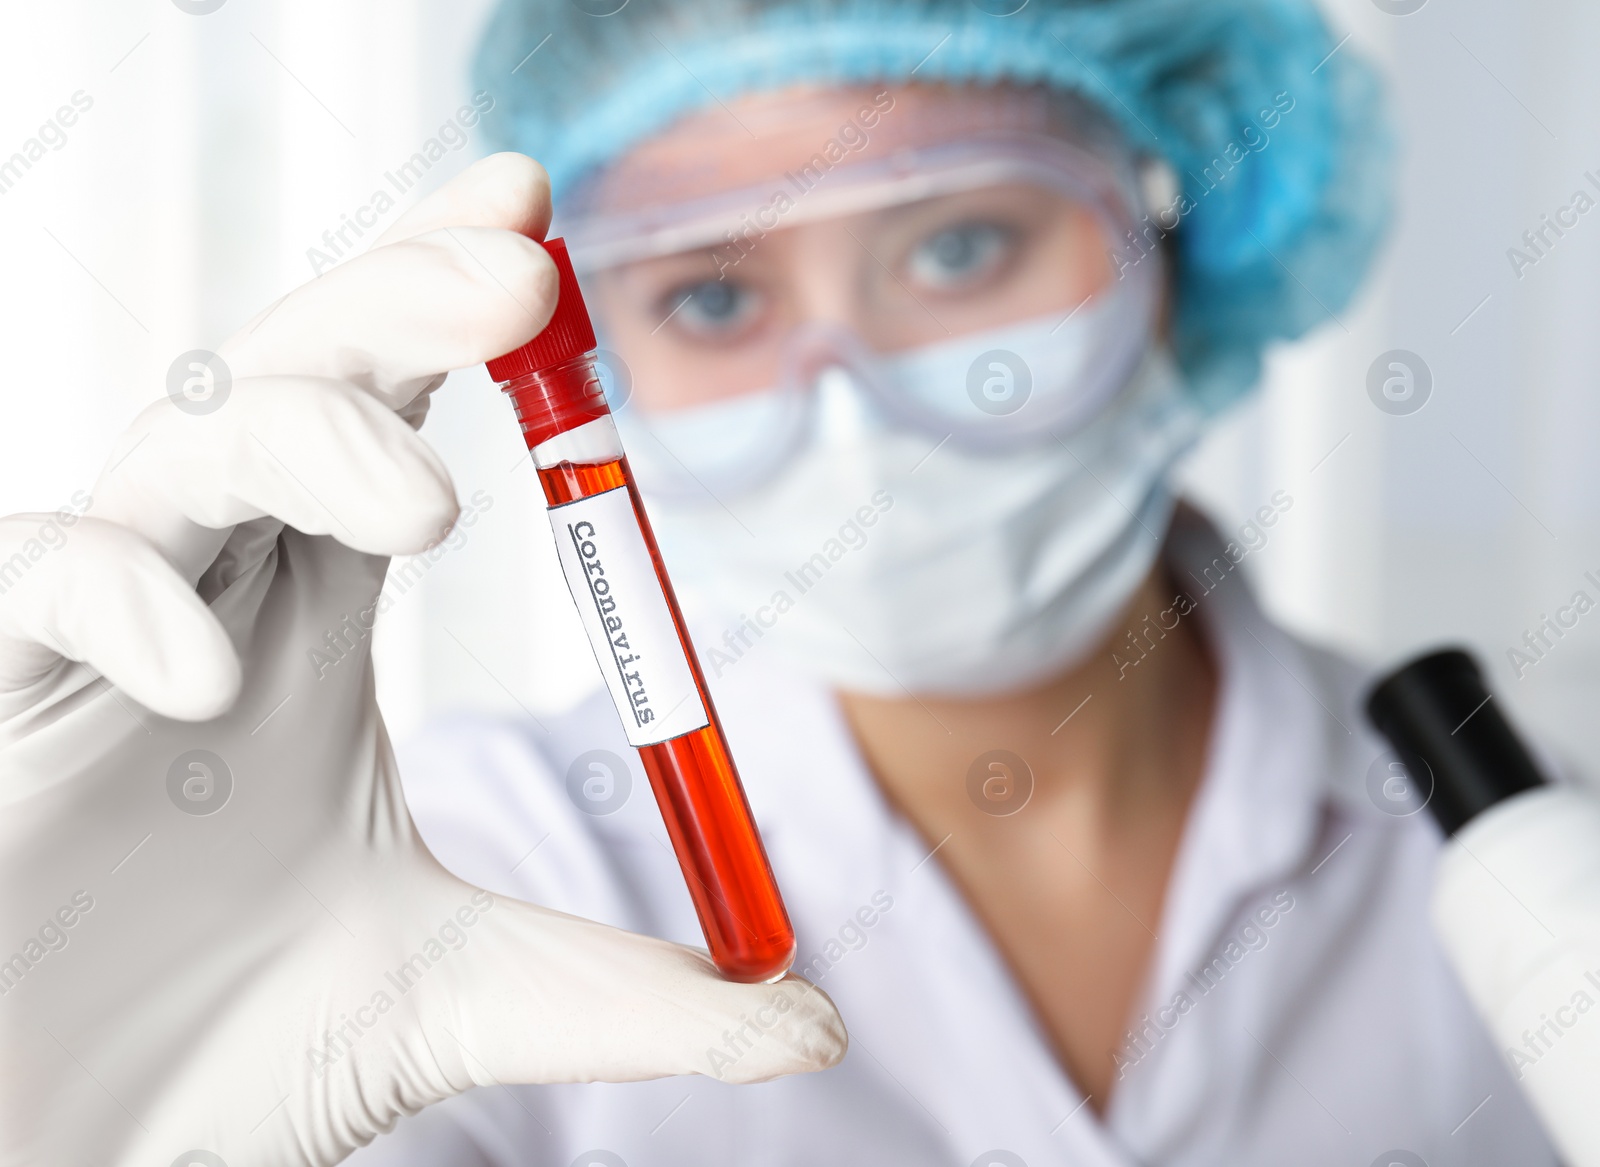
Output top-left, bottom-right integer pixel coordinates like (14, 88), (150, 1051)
(474, 0), (1393, 413)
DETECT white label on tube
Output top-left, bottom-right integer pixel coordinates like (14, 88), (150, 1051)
(550, 486), (709, 747)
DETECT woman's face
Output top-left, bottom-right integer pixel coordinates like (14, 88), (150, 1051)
(581, 85), (1125, 413)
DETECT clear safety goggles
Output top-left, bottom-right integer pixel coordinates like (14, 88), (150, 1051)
(559, 135), (1163, 497)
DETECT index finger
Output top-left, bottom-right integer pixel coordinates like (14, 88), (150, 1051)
(371, 152), (553, 249)
(220, 225), (557, 409)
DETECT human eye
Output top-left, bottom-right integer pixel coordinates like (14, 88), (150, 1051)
(904, 221), (1016, 293)
(659, 277), (764, 340)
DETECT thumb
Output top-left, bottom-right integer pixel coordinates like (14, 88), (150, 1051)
(438, 895), (847, 1087)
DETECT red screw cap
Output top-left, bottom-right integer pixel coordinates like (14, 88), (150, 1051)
(486, 237), (597, 382)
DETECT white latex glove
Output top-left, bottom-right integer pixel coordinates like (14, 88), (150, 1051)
(0, 153), (846, 1167)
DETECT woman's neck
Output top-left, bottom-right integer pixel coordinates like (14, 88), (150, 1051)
(835, 565), (1217, 833)
(832, 563), (1219, 1106)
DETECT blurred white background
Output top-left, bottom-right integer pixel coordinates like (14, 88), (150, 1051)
(2, 1), (1598, 769)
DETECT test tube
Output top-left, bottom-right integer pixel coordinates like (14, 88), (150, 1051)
(486, 237), (797, 984)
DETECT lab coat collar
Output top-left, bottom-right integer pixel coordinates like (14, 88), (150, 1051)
(702, 503), (1358, 1162)
(1141, 506), (1347, 1027)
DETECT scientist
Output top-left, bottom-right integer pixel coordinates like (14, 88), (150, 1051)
(0, 1), (1559, 1166)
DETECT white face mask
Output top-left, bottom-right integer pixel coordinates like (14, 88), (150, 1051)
(629, 338), (1202, 697)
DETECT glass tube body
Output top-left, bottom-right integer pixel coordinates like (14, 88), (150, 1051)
(505, 358), (796, 983)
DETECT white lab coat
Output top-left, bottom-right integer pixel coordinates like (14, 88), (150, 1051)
(351, 510), (1557, 1166)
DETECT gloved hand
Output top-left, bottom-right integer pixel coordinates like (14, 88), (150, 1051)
(0, 153), (846, 1167)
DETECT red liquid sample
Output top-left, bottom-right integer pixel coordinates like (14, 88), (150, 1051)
(537, 455), (797, 983)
